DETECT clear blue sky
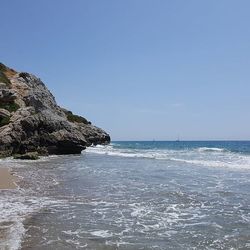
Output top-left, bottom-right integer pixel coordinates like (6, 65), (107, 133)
(1, 0), (250, 140)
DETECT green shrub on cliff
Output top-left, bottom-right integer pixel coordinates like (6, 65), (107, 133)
(67, 113), (90, 124)
(0, 116), (10, 127)
(0, 102), (20, 112)
(0, 63), (7, 72)
(64, 110), (91, 124)
(0, 63), (11, 86)
(0, 62), (16, 86)
(0, 72), (11, 86)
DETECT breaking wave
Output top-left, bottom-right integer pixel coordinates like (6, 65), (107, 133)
(196, 147), (227, 152)
(85, 144), (250, 170)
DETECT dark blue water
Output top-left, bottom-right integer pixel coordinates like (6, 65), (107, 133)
(0, 141), (250, 249)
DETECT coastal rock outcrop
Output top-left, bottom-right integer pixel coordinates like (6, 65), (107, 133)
(0, 63), (110, 157)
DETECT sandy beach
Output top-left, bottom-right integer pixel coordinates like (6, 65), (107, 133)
(0, 167), (17, 189)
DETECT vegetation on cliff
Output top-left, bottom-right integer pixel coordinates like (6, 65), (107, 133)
(64, 110), (91, 125)
(0, 63), (16, 86)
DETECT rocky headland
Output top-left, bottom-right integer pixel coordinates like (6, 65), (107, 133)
(0, 63), (110, 157)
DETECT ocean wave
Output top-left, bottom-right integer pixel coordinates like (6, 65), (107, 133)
(169, 158), (250, 170)
(196, 147), (227, 152)
(85, 145), (250, 170)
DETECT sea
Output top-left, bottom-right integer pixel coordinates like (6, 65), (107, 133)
(0, 141), (250, 250)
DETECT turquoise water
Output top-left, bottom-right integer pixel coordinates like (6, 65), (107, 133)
(0, 141), (250, 249)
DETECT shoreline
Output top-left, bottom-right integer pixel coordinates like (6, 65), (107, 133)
(0, 167), (17, 189)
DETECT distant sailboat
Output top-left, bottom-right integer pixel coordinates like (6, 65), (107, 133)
(176, 135), (180, 142)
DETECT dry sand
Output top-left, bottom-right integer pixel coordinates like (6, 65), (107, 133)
(0, 168), (17, 189)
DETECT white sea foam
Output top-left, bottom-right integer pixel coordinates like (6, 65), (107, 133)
(196, 147), (226, 152)
(169, 156), (250, 170)
(0, 196), (36, 250)
(0, 219), (25, 250)
(85, 144), (250, 170)
(90, 230), (113, 238)
(62, 230), (80, 236)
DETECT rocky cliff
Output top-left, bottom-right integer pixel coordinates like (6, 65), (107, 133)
(0, 63), (110, 157)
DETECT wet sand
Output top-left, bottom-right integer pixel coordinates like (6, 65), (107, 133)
(0, 168), (17, 189)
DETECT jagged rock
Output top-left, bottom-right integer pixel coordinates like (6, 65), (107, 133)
(0, 83), (8, 89)
(0, 108), (10, 118)
(0, 63), (110, 157)
(0, 89), (17, 103)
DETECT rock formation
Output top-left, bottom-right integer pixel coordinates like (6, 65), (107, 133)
(0, 63), (110, 157)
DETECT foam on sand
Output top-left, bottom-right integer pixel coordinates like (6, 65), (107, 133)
(0, 193), (63, 250)
(0, 163), (63, 250)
